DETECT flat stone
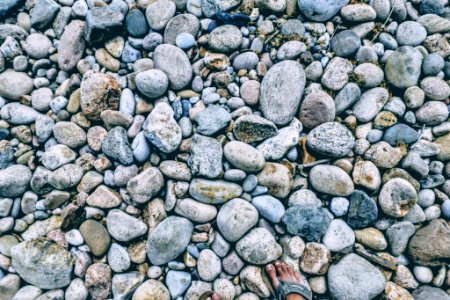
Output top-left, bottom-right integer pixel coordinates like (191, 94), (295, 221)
(0, 69), (34, 100)
(147, 216), (193, 265)
(251, 195), (285, 223)
(11, 238), (74, 289)
(79, 220), (111, 257)
(193, 105), (231, 136)
(328, 254), (386, 300)
(86, 185), (122, 208)
(321, 57), (353, 91)
(353, 87), (389, 123)
(309, 165), (354, 196)
(189, 178), (243, 204)
(408, 219), (450, 266)
(260, 60), (306, 125)
(299, 91), (335, 129)
(154, 44), (193, 90)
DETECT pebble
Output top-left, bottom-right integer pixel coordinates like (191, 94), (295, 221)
(143, 102), (182, 153)
(235, 228), (282, 265)
(126, 9), (148, 37)
(307, 122), (355, 158)
(0, 70), (34, 100)
(298, 0), (348, 21)
(147, 217), (193, 265)
(217, 198), (258, 242)
(251, 195), (285, 223)
(127, 167), (164, 204)
(328, 254), (386, 300)
(309, 165), (354, 196)
(385, 46), (424, 88)
(193, 105), (231, 136)
(260, 60), (306, 125)
(154, 44), (192, 90)
(80, 72), (120, 121)
(383, 123), (420, 146)
(166, 271), (191, 298)
(331, 30), (361, 57)
(322, 219), (355, 252)
(379, 178), (418, 217)
(396, 21), (427, 46)
(145, 0), (176, 30)
(282, 204), (331, 242)
(353, 87), (389, 123)
(106, 209), (147, 242)
(224, 141), (265, 172)
(299, 91), (335, 128)
(209, 25), (242, 52)
(257, 123), (300, 160)
(197, 249), (222, 281)
(11, 238), (74, 289)
(0, 165), (32, 198)
(347, 190), (378, 229)
(420, 76), (450, 101)
(188, 134), (223, 178)
(176, 32), (196, 49)
(321, 57), (353, 91)
(189, 178), (243, 204)
(79, 220), (111, 257)
(133, 279), (170, 300)
(135, 69), (169, 98)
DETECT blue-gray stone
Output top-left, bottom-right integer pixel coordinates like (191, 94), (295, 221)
(422, 53), (445, 76)
(420, 0), (445, 16)
(0, 0), (21, 18)
(420, 174), (445, 189)
(193, 105), (231, 136)
(282, 204), (331, 242)
(383, 124), (419, 146)
(331, 30), (361, 57)
(122, 42), (142, 63)
(30, 0), (60, 30)
(335, 83), (361, 114)
(102, 126), (134, 165)
(165, 270), (191, 298)
(176, 33), (196, 49)
(442, 200), (450, 219)
(251, 195), (285, 223)
(298, 0), (349, 22)
(125, 9), (148, 38)
(347, 190), (378, 229)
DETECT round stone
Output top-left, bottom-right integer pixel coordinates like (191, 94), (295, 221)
(322, 219), (355, 252)
(135, 69), (169, 99)
(175, 32), (196, 49)
(396, 21), (427, 46)
(208, 25), (243, 53)
(331, 30), (361, 57)
(24, 33), (52, 59)
(379, 178), (418, 218)
(309, 165), (354, 197)
(224, 141), (265, 173)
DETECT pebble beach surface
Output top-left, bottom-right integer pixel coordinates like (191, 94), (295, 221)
(0, 0), (450, 299)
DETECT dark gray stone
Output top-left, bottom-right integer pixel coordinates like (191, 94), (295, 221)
(102, 127), (134, 165)
(347, 190), (378, 229)
(383, 124), (420, 146)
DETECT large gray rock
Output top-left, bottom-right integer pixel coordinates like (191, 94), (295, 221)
(0, 165), (31, 197)
(328, 253), (386, 300)
(236, 228), (282, 265)
(259, 60), (306, 125)
(154, 44), (193, 90)
(0, 70), (34, 100)
(147, 216), (194, 265)
(307, 122), (355, 158)
(188, 134), (223, 179)
(408, 219), (450, 266)
(217, 198), (259, 242)
(298, 0), (349, 21)
(11, 239), (74, 289)
(385, 46), (423, 89)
